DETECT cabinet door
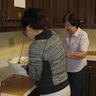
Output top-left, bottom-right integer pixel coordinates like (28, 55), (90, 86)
(86, 61), (96, 96)
(91, 0), (96, 28)
(32, 0), (42, 8)
(76, 0), (90, 28)
(33, 0), (52, 28)
(81, 61), (96, 96)
(43, 0), (52, 27)
(0, 0), (2, 28)
(52, 0), (76, 27)
(88, 74), (96, 96)
(3, 0), (32, 29)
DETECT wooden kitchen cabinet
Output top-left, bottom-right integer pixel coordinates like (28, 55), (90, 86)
(32, 0), (52, 28)
(0, 0), (96, 31)
(88, 74), (96, 96)
(32, 0), (96, 29)
(76, 0), (90, 28)
(52, 0), (90, 28)
(0, 0), (3, 30)
(0, 0), (52, 32)
(51, 0), (96, 28)
(43, 0), (52, 27)
(81, 61), (96, 96)
(32, 0), (42, 9)
(87, 61), (96, 96)
(52, 0), (76, 27)
(32, 0), (87, 28)
(0, 0), (32, 32)
(91, 0), (96, 28)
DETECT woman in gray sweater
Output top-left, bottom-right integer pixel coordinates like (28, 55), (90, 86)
(21, 8), (70, 96)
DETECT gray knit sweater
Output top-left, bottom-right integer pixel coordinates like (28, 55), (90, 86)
(27, 29), (68, 94)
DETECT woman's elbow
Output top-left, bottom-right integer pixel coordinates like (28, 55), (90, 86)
(80, 52), (87, 58)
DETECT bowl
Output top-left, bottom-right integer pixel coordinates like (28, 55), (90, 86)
(8, 56), (29, 76)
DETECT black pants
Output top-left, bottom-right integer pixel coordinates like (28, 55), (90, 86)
(68, 66), (87, 96)
(28, 88), (40, 96)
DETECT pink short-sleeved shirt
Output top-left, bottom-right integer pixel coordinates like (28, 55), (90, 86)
(64, 27), (89, 72)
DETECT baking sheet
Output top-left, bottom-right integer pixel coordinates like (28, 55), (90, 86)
(1, 74), (35, 96)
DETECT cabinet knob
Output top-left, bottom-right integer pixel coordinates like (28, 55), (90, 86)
(88, 66), (93, 69)
(46, 17), (49, 22)
(80, 21), (84, 23)
(18, 13), (22, 18)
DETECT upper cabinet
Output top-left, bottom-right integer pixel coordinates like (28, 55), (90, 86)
(52, 0), (76, 27)
(32, 0), (42, 8)
(52, 0), (91, 28)
(3, 0), (32, 28)
(0, 0), (96, 32)
(0, 0), (32, 32)
(91, 0), (96, 28)
(76, 0), (90, 28)
(32, 0), (52, 28)
(0, 0), (3, 31)
(43, 0), (52, 28)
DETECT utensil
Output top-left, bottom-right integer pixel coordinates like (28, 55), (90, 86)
(17, 41), (25, 64)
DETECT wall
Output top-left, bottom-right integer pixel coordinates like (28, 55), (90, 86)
(0, 31), (32, 59)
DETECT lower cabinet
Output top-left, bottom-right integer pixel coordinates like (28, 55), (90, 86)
(81, 61), (96, 96)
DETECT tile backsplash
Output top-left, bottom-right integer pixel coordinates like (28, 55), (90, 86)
(0, 31), (32, 59)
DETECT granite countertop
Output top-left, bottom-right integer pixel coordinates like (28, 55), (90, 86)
(87, 55), (96, 61)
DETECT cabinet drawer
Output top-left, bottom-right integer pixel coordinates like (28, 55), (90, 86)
(87, 61), (96, 71)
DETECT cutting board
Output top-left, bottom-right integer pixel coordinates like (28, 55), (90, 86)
(1, 74), (35, 96)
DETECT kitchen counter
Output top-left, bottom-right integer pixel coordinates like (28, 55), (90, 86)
(0, 93), (16, 96)
(87, 55), (96, 61)
(1, 74), (35, 96)
(0, 55), (96, 96)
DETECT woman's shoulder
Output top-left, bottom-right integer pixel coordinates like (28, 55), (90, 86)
(79, 28), (88, 36)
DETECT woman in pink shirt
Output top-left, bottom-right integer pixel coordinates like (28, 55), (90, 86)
(63, 13), (89, 96)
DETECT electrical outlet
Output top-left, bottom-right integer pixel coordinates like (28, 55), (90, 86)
(9, 38), (14, 47)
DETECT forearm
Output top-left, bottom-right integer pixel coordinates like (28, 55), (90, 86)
(67, 51), (87, 59)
